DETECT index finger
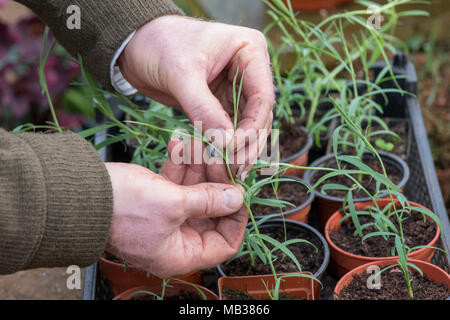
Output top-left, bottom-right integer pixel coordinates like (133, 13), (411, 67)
(229, 35), (275, 152)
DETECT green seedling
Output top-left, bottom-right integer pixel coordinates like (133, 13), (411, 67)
(125, 278), (208, 301)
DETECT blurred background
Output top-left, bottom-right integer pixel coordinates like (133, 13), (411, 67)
(0, 0), (448, 299)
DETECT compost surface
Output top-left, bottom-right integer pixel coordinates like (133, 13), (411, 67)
(311, 155), (403, 199)
(251, 181), (310, 217)
(330, 211), (437, 257)
(221, 225), (324, 276)
(335, 269), (449, 300)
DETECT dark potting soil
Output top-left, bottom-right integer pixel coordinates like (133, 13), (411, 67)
(251, 181), (310, 217)
(330, 211), (437, 257)
(131, 290), (202, 300)
(221, 225), (324, 276)
(269, 121), (309, 159)
(335, 269), (450, 300)
(221, 286), (302, 300)
(222, 286), (256, 300)
(311, 155), (403, 199)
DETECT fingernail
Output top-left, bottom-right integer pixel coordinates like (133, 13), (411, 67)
(223, 188), (243, 209)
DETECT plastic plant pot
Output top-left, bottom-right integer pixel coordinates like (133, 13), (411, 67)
(218, 272), (316, 300)
(113, 283), (218, 300)
(252, 176), (315, 224)
(99, 257), (203, 297)
(325, 199), (441, 277)
(217, 219), (330, 299)
(304, 151), (410, 232)
(333, 259), (450, 300)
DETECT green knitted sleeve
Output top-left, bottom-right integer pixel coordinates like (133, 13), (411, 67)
(16, 0), (184, 91)
(0, 129), (113, 274)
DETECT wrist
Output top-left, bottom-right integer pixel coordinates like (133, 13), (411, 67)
(117, 15), (189, 88)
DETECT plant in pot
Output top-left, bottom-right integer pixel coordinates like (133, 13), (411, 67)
(216, 215), (329, 300)
(265, 42), (313, 178)
(331, 199), (449, 300)
(313, 96), (446, 280)
(114, 278), (218, 300)
(334, 258), (450, 300)
(304, 83), (411, 232)
(326, 197), (444, 277)
(264, 0), (345, 172)
(244, 169), (315, 223)
(297, 2), (425, 231)
(305, 80), (449, 298)
(218, 272), (317, 300)
(264, 0), (427, 167)
(263, 0), (364, 171)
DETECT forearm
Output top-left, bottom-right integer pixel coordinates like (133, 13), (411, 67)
(0, 129), (113, 274)
(16, 0), (184, 91)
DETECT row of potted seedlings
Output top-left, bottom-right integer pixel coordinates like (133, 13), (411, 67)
(99, 129), (449, 300)
(85, 0), (449, 300)
(95, 68), (449, 300)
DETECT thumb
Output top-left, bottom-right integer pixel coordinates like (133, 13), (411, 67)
(182, 183), (244, 219)
(171, 75), (234, 148)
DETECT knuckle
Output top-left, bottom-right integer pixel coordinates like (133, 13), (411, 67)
(200, 185), (220, 216)
(249, 29), (268, 49)
(254, 30), (267, 43)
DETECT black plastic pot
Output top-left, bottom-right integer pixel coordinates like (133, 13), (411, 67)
(216, 219), (330, 281)
(303, 151), (410, 232)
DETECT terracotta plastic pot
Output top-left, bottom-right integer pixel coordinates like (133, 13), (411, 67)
(253, 176), (314, 224)
(218, 272), (316, 300)
(280, 127), (313, 178)
(278, 0), (354, 12)
(99, 257), (203, 297)
(217, 219), (329, 299)
(113, 283), (218, 300)
(334, 259), (450, 300)
(325, 199), (441, 277)
(304, 151), (410, 232)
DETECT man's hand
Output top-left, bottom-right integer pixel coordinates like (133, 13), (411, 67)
(104, 141), (248, 278)
(118, 15), (274, 177)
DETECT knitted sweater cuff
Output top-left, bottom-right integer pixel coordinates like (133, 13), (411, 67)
(6, 130), (112, 272)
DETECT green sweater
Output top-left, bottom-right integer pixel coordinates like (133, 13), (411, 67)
(0, 0), (183, 275)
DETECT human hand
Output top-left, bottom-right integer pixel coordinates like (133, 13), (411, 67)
(104, 142), (248, 278)
(118, 15), (274, 178)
